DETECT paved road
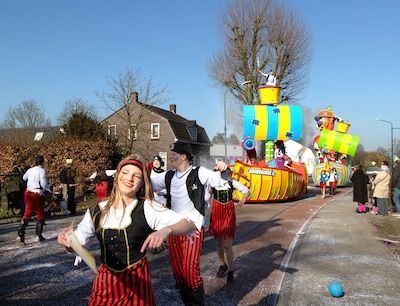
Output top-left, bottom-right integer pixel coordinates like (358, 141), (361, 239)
(0, 187), (364, 305)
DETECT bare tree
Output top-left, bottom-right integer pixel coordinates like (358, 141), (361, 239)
(2, 99), (51, 128)
(98, 68), (167, 154)
(209, 0), (312, 104)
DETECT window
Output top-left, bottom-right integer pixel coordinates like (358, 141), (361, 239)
(128, 124), (137, 140)
(108, 125), (116, 139)
(151, 123), (160, 139)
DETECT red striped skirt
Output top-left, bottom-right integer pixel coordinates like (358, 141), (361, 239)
(89, 257), (154, 306)
(208, 199), (236, 239)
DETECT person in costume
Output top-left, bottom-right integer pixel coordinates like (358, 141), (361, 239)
(151, 141), (230, 306)
(319, 170), (329, 199)
(328, 168), (338, 195)
(57, 155), (195, 306)
(259, 69), (277, 86)
(17, 155), (50, 243)
(150, 155), (167, 205)
(208, 168), (249, 283)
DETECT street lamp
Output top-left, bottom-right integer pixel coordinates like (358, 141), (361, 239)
(224, 81), (251, 162)
(376, 118), (400, 169)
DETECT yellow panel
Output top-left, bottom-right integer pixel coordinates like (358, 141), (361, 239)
(337, 122), (350, 133)
(259, 87), (280, 105)
(249, 170), (262, 200)
(279, 170), (289, 198)
(271, 170), (282, 200)
(339, 133), (352, 154)
(325, 130), (336, 150)
(277, 106), (291, 140)
(254, 106), (268, 140)
(259, 173), (273, 200)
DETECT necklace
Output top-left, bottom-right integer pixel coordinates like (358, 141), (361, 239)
(175, 166), (193, 179)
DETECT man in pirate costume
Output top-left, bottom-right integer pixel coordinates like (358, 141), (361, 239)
(17, 155), (49, 243)
(209, 168), (249, 283)
(151, 142), (230, 306)
(58, 155), (195, 305)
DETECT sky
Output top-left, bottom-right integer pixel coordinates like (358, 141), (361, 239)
(0, 0), (399, 152)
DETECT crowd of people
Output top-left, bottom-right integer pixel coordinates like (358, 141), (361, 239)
(350, 159), (400, 217)
(10, 140), (400, 305)
(318, 158), (400, 218)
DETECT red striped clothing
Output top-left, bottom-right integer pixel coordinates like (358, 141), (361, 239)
(23, 191), (45, 221)
(208, 199), (236, 239)
(168, 228), (204, 289)
(89, 257), (154, 306)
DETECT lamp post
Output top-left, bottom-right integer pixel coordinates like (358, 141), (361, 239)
(376, 118), (400, 169)
(224, 81), (251, 162)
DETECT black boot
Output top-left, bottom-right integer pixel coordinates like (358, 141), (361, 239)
(35, 220), (46, 242)
(178, 285), (192, 305)
(18, 220), (28, 243)
(188, 286), (204, 306)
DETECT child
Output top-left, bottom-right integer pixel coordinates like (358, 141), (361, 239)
(319, 170), (329, 198)
(328, 168), (338, 195)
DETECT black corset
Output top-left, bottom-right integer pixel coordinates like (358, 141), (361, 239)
(92, 199), (153, 272)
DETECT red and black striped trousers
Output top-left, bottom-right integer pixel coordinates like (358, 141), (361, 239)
(168, 228), (204, 290)
(23, 191), (45, 221)
(89, 257), (155, 306)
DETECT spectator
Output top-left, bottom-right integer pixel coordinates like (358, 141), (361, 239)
(351, 165), (370, 213)
(66, 168), (78, 215)
(391, 156), (400, 214)
(59, 159), (73, 202)
(372, 163), (391, 216)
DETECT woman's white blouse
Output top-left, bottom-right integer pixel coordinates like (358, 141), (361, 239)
(74, 199), (184, 247)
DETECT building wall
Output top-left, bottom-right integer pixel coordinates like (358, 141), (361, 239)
(101, 103), (176, 163)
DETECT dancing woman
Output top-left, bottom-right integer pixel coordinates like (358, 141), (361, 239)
(58, 155), (195, 305)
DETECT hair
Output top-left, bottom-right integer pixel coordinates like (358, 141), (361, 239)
(357, 165), (365, 174)
(35, 155), (44, 166)
(93, 154), (154, 229)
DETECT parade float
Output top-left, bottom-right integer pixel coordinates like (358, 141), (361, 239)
(311, 107), (359, 186)
(231, 84), (308, 203)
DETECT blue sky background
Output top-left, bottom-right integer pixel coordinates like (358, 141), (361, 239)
(0, 0), (399, 151)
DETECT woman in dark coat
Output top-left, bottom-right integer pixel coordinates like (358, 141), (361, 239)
(351, 165), (370, 213)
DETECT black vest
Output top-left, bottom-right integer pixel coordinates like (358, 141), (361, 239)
(165, 167), (206, 215)
(90, 199), (153, 272)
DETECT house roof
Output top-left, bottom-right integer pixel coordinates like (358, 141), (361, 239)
(0, 126), (63, 144)
(140, 103), (211, 146)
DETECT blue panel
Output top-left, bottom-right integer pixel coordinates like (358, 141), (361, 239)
(242, 105), (256, 138)
(266, 106), (278, 140)
(289, 105), (302, 140)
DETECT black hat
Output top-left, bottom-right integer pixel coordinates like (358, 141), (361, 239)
(153, 155), (162, 162)
(171, 142), (193, 160)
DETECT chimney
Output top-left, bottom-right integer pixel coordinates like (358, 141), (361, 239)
(129, 91), (139, 103)
(169, 104), (176, 114)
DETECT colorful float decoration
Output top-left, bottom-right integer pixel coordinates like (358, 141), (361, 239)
(312, 106), (359, 186)
(231, 85), (308, 203)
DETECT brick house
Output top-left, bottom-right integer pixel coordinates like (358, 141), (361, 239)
(100, 92), (212, 169)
